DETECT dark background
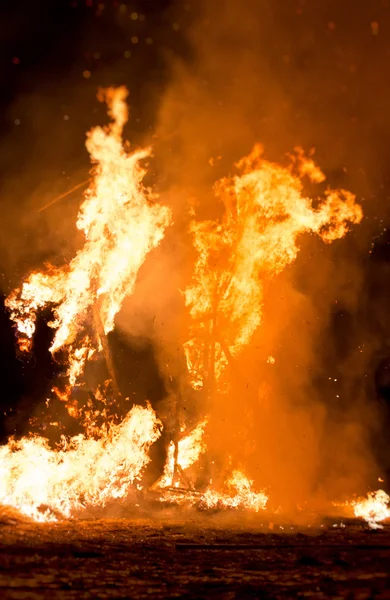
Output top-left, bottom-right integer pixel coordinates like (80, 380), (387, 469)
(0, 0), (390, 481)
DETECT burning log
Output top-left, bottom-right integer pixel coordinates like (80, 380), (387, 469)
(92, 305), (120, 403)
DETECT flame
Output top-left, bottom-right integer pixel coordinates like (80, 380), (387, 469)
(5, 86), (171, 389)
(351, 489), (390, 529)
(159, 468), (268, 512)
(155, 419), (207, 488)
(0, 404), (161, 522)
(155, 418), (268, 513)
(184, 145), (362, 389)
(200, 470), (268, 512)
(1, 87), (371, 522)
(0, 87), (170, 522)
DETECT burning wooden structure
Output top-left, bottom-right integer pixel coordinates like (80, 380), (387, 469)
(0, 86), (388, 530)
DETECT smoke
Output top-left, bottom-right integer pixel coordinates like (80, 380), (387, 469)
(114, 0), (390, 509)
(1, 0), (390, 512)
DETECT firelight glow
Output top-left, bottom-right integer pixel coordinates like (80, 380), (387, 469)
(0, 87), (380, 527)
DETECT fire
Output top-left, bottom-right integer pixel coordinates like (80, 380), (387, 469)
(184, 145), (362, 389)
(351, 489), (390, 529)
(0, 85), (373, 523)
(155, 419), (208, 489)
(159, 468), (268, 512)
(5, 86), (171, 390)
(0, 404), (161, 522)
(155, 422), (268, 513)
(0, 87), (170, 522)
(200, 470), (268, 512)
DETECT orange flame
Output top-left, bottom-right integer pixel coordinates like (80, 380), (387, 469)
(351, 489), (390, 529)
(0, 87), (169, 522)
(1, 88), (371, 522)
(184, 145), (362, 389)
(155, 419), (208, 489)
(5, 87), (171, 388)
(200, 470), (268, 512)
(159, 468), (268, 512)
(0, 404), (161, 522)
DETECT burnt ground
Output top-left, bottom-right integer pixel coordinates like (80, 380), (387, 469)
(0, 510), (389, 599)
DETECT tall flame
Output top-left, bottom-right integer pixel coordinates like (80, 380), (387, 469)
(184, 145), (363, 389)
(5, 86), (171, 388)
(0, 87), (169, 522)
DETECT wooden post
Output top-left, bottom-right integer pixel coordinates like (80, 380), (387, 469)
(92, 305), (121, 406)
(172, 384), (181, 486)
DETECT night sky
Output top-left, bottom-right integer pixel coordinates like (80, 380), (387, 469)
(1, 0), (390, 480)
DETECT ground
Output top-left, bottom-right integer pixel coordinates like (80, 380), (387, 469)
(1, 509), (389, 599)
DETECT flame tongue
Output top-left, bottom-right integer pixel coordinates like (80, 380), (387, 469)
(184, 145), (362, 390)
(6, 86), (171, 388)
(0, 87), (170, 522)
